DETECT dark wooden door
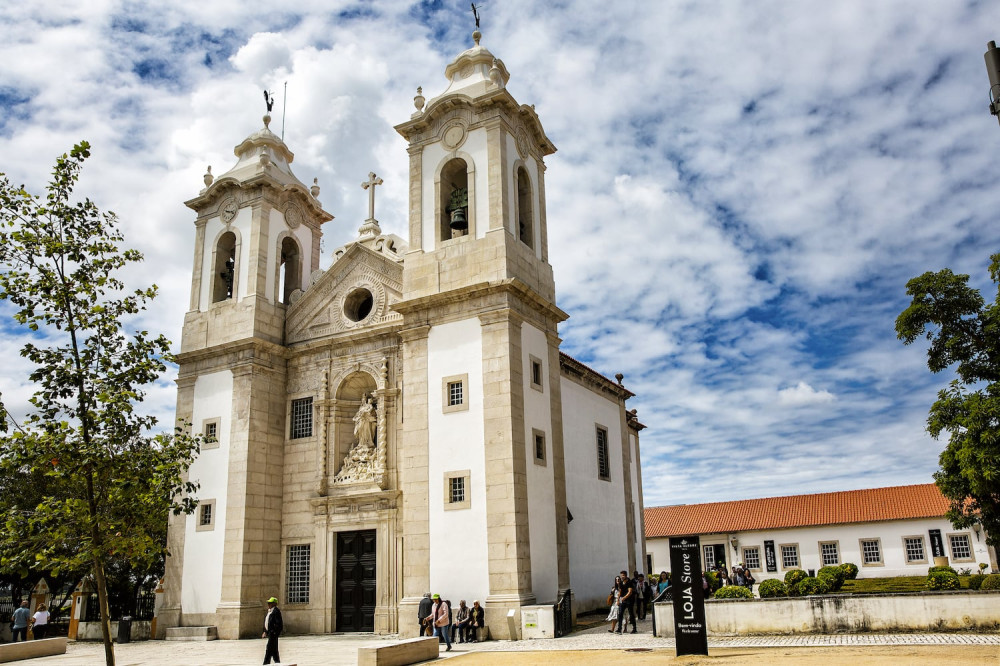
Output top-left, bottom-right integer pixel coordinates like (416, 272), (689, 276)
(336, 530), (377, 632)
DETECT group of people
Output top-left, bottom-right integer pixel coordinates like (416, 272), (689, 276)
(705, 562), (755, 592)
(9, 600), (49, 642)
(417, 593), (485, 651)
(605, 570), (668, 633)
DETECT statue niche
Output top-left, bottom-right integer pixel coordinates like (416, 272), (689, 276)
(332, 373), (385, 487)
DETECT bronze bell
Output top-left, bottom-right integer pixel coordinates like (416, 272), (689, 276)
(450, 207), (468, 231)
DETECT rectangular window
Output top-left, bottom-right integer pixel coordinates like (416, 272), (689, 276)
(596, 426), (610, 480)
(286, 544), (310, 604)
(443, 470), (471, 510)
(204, 422), (217, 441)
(904, 537), (926, 563)
(743, 546), (761, 570)
(442, 374), (469, 413)
(196, 499), (216, 532)
(861, 539), (882, 565)
(949, 534), (972, 561)
(703, 545), (716, 569)
(290, 397), (313, 439)
(201, 418), (220, 449)
(532, 428), (546, 465)
(780, 544), (799, 569)
(820, 542), (840, 566)
(529, 355), (544, 392)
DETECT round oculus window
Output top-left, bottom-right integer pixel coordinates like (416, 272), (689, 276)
(344, 287), (374, 322)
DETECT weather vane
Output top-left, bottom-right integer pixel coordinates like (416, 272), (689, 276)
(263, 89), (275, 113)
(471, 3), (481, 30)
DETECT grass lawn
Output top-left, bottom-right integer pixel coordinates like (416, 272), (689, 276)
(835, 575), (977, 594)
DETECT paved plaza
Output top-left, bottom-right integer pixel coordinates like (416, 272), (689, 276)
(19, 615), (1000, 666)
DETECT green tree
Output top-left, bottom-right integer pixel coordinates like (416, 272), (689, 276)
(896, 253), (1000, 551)
(0, 143), (199, 665)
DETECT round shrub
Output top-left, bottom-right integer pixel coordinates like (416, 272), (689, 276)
(968, 574), (986, 590)
(714, 585), (754, 599)
(981, 574), (1000, 591)
(839, 563), (859, 580)
(758, 579), (787, 598)
(784, 569), (808, 587)
(704, 571), (720, 592)
(818, 566), (846, 592)
(797, 577), (831, 595)
(928, 565), (958, 576)
(926, 570), (960, 591)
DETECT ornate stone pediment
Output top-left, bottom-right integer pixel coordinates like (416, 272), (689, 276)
(285, 243), (404, 344)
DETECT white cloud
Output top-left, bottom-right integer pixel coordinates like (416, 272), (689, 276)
(777, 382), (836, 407)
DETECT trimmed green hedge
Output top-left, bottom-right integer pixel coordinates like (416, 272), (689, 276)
(818, 566), (847, 592)
(784, 569), (808, 587)
(926, 570), (960, 590)
(839, 563), (859, 580)
(797, 577), (831, 595)
(981, 574), (1000, 591)
(704, 571), (721, 592)
(968, 574), (987, 590)
(714, 585), (754, 599)
(928, 565), (958, 576)
(758, 579), (786, 598)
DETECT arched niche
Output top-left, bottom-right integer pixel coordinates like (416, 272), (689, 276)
(516, 165), (534, 249)
(332, 371), (378, 476)
(211, 229), (239, 303)
(277, 234), (302, 305)
(436, 156), (475, 242)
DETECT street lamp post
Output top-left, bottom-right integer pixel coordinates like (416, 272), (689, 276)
(985, 41), (1000, 124)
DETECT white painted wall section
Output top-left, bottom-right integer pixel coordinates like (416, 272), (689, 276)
(561, 377), (628, 609)
(427, 318), (489, 602)
(181, 369), (233, 614)
(521, 323), (557, 603)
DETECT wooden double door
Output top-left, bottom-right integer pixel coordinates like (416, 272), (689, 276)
(336, 529), (377, 632)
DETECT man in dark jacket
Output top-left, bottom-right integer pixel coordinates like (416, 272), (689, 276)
(417, 592), (433, 636)
(262, 596), (283, 665)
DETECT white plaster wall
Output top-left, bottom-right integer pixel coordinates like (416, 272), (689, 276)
(199, 208), (251, 310)
(521, 323), (558, 603)
(181, 370), (233, 614)
(420, 128), (488, 251)
(647, 518), (989, 580)
(561, 378), (628, 609)
(427, 318), (489, 602)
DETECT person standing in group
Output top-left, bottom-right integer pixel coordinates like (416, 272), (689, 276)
(658, 571), (670, 595)
(636, 574), (650, 620)
(30, 603), (49, 639)
(431, 593), (452, 651)
(744, 568), (756, 593)
(605, 575), (623, 633)
(11, 600), (30, 642)
(261, 596), (283, 665)
(618, 571), (637, 634)
(418, 592), (433, 636)
(469, 600), (485, 642)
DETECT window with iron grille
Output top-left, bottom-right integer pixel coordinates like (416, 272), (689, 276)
(743, 547), (761, 570)
(703, 545), (716, 569)
(200, 503), (212, 526)
(820, 542), (839, 566)
(204, 421), (217, 441)
(447, 381), (463, 407)
(290, 397), (313, 439)
(286, 544), (310, 604)
(781, 544), (799, 569)
(596, 426), (610, 480)
(861, 539), (881, 564)
(449, 476), (465, 504)
(904, 537), (925, 562)
(949, 534), (972, 560)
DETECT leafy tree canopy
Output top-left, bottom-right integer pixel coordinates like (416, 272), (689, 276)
(896, 253), (1000, 549)
(0, 143), (200, 665)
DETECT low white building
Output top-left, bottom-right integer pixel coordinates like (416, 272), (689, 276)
(645, 484), (996, 580)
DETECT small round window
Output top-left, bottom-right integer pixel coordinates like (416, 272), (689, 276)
(344, 287), (374, 322)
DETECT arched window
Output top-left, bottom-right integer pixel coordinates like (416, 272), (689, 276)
(212, 231), (237, 303)
(516, 166), (533, 249)
(440, 158), (469, 241)
(278, 236), (301, 304)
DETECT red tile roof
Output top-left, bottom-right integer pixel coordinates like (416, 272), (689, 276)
(645, 484), (950, 538)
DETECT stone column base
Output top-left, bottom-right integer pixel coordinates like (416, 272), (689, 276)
(215, 601), (264, 639)
(484, 593), (537, 640)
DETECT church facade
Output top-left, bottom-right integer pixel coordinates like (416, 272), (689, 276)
(160, 31), (646, 640)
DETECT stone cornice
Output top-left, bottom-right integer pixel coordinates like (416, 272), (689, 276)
(393, 278), (567, 324)
(174, 338), (289, 370)
(559, 352), (635, 400)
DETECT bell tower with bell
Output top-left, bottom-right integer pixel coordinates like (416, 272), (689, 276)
(394, 28), (571, 638)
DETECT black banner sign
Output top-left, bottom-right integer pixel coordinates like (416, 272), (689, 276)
(669, 536), (709, 656)
(764, 540), (777, 572)
(929, 529), (945, 558)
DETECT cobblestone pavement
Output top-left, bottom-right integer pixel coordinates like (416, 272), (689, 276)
(24, 615), (1000, 666)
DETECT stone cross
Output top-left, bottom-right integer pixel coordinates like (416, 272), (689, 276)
(361, 172), (383, 222)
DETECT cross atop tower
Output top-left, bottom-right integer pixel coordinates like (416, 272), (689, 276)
(358, 171), (384, 241)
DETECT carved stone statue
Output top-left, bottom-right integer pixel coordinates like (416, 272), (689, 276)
(353, 393), (376, 448)
(334, 393), (379, 485)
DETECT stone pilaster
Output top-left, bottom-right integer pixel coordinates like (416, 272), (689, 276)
(486, 123), (510, 232)
(189, 219), (207, 311)
(215, 349), (287, 639)
(407, 145), (423, 251)
(546, 331), (571, 594)
(480, 309), (534, 638)
(618, 397), (636, 574)
(536, 161), (549, 263)
(246, 200), (273, 300)
(398, 324), (430, 637)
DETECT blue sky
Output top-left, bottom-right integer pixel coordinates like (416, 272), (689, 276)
(1, 1), (999, 508)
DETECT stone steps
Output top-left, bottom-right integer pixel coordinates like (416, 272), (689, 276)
(165, 626), (218, 641)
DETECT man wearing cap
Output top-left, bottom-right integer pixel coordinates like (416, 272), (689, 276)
(262, 596), (283, 665)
